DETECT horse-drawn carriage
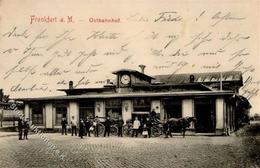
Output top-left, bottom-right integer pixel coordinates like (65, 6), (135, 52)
(123, 118), (164, 137)
(90, 116), (196, 137)
(90, 118), (119, 136)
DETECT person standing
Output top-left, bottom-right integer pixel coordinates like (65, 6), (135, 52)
(61, 117), (68, 135)
(132, 117), (140, 137)
(117, 116), (124, 137)
(71, 116), (77, 136)
(150, 109), (157, 123)
(23, 119), (29, 140)
(104, 116), (111, 137)
(17, 118), (23, 140)
(84, 116), (92, 137)
(79, 119), (85, 139)
(142, 124), (148, 138)
(93, 116), (100, 137)
(146, 117), (152, 138)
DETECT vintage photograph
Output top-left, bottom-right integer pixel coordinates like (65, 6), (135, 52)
(0, 0), (259, 167)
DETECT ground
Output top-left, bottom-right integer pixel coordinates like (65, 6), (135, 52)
(0, 134), (259, 168)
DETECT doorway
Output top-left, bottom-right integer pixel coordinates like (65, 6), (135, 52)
(79, 101), (95, 119)
(163, 98), (182, 119)
(194, 98), (216, 133)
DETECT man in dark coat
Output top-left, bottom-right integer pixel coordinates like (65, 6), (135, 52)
(84, 116), (92, 137)
(150, 109), (157, 119)
(61, 117), (68, 135)
(79, 119), (85, 139)
(117, 116), (124, 137)
(146, 117), (152, 138)
(104, 116), (111, 137)
(18, 118), (23, 140)
(94, 116), (100, 137)
(23, 119), (29, 140)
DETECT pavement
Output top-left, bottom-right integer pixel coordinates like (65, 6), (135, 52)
(0, 133), (259, 168)
(0, 131), (17, 137)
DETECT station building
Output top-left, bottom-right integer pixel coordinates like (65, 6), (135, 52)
(17, 67), (250, 134)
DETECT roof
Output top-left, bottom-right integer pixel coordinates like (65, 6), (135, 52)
(153, 71), (242, 85)
(112, 69), (155, 80)
(58, 87), (115, 95)
(16, 90), (234, 102)
(132, 83), (213, 91)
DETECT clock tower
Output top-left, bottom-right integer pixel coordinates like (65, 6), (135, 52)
(112, 68), (155, 90)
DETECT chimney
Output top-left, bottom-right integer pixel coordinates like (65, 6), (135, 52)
(139, 64), (146, 73)
(69, 81), (74, 89)
(190, 75), (195, 83)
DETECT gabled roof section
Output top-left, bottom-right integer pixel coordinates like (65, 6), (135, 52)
(153, 71), (243, 85)
(112, 69), (155, 80)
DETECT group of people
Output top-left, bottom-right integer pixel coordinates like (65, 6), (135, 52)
(61, 115), (125, 139)
(59, 109), (165, 139)
(17, 118), (29, 140)
(131, 109), (160, 138)
(17, 109), (173, 140)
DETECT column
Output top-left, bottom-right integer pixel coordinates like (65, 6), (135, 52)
(151, 100), (161, 120)
(160, 101), (165, 120)
(182, 99), (194, 128)
(69, 102), (79, 123)
(122, 100), (132, 124)
(45, 103), (53, 128)
(95, 100), (105, 122)
(151, 100), (161, 113)
(24, 104), (30, 119)
(216, 98), (224, 130)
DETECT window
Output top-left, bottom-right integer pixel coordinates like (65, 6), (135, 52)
(79, 101), (95, 119)
(55, 105), (68, 126)
(105, 99), (122, 119)
(133, 98), (151, 112)
(164, 98), (182, 118)
(31, 103), (43, 125)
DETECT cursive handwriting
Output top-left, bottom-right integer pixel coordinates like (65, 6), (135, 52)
(2, 27), (29, 38)
(185, 32), (212, 50)
(86, 31), (119, 40)
(154, 11), (182, 22)
(10, 83), (49, 92)
(211, 12), (246, 27)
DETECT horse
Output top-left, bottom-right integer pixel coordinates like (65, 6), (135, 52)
(166, 117), (196, 138)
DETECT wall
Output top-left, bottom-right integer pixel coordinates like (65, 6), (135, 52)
(216, 98), (224, 130)
(182, 99), (194, 128)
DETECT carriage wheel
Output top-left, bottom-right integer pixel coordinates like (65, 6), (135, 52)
(110, 126), (118, 136)
(151, 126), (161, 137)
(98, 123), (105, 135)
(123, 126), (133, 136)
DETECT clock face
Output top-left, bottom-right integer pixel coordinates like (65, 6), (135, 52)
(120, 74), (130, 85)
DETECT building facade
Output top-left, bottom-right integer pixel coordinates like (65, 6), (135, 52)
(18, 68), (249, 134)
(0, 89), (23, 128)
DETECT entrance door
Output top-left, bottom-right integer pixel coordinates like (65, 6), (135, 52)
(163, 98), (182, 119)
(79, 101), (95, 119)
(194, 98), (216, 133)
